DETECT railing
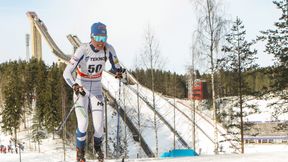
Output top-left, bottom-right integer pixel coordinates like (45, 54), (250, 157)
(125, 85), (190, 148)
(103, 88), (155, 157)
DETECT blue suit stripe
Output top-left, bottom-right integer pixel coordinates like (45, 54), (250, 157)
(72, 55), (84, 72)
(76, 128), (86, 149)
(109, 51), (117, 72)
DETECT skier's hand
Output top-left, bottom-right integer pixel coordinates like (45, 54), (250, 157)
(115, 71), (123, 79)
(115, 68), (126, 79)
(72, 83), (86, 96)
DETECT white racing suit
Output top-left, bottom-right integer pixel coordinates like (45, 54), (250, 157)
(63, 42), (121, 150)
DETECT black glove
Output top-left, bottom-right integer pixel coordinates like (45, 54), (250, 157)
(115, 68), (126, 79)
(72, 83), (86, 96)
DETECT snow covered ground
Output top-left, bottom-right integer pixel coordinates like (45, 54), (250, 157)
(0, 136), (288, 162)
(1, 72), (288, 161)
(1, 129), (288, 162)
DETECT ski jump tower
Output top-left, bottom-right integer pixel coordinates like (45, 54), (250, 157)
(26, 12), (42, 60)
(26, 11), (70, 62)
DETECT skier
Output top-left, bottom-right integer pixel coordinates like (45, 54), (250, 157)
(63, 22), (124, 162)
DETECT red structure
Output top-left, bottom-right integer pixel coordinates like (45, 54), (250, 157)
(190, 79), (209, 100)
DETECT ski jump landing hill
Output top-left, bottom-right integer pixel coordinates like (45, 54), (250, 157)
(26, 11), (240, 157)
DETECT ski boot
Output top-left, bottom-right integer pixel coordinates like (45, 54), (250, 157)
(76, 147), (86, 162)
(95, 145), (104, 162)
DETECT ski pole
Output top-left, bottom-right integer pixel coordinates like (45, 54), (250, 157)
(55, 95), (80, 133)
(116, 78), (121, 158)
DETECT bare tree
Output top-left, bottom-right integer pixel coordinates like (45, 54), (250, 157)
(132, 54), (145, 158)
(139, 24), (164, 156)
(140, 25), (165, 70)
(191, 0), (227, 154)
(186, 31), (202, 151)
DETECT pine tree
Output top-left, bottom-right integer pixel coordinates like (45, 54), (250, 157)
(1, 61), (25, 148)
(35, 60), (50, 125)
(31, 112), (46, 152)
(258, 0), (288, 90)
(31, 60), (49, 151)
(23, 59), (39, 122)
(221, 17), (257, 153)
(45, 63), (61, 136)
(257, 0), (288, 134)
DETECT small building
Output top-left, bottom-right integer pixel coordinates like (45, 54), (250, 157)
(189, 79), (209, 100)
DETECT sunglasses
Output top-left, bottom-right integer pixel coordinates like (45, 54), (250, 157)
(93, 35), (107, 42)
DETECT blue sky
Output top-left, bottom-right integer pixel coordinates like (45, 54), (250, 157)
(0, 0), (280, 74)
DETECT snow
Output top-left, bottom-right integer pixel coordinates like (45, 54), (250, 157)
(0, 72), (288, 161)
(1, 139), (288, 162)
(244, 95), (288, 122)
(217, 92), (288, 123)
(0, 133), (74, 162)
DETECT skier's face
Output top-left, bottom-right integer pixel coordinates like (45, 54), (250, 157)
(91, 34), (107, 50)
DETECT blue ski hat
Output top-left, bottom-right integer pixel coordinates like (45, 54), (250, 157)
(91, 22), (107, 36)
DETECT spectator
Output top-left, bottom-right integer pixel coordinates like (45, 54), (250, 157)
(3, 146), (7, 154)
(7, 145), (11, 153)
(20, 143), (24, 151)
(0, 145), (3, 153)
